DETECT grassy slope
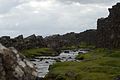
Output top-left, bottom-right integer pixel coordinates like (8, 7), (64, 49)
(44, 49), (120, 80)
(21, 48), (58, 58)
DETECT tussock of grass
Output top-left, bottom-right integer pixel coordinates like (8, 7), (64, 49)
(45, 48), (120, 80)
(21, 48), (58, 58)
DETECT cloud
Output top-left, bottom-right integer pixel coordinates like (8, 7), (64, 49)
(59, 0), (120, 5)
(0, 0), (119, 37)
(0, 0), (24, 14)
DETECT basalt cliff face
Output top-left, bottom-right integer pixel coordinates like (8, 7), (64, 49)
(97, 3), (120, 48)
(0, 30), (97, 51)
(0, 44), (37, 80)
(45, 29), (97, 48)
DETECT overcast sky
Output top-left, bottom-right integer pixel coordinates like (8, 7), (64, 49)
(0, 0), (119, 37)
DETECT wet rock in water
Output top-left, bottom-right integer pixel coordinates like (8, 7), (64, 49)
(77, 56), (84, 60)
(62, 57), (66, 59)
(64, 50), (70, 53)
(40, 58), (43, 61)
(115, 76), (120, 80)
(0, 43), (37, 80)
(78, 52), (83, 54)
(68, 57), (72, 59)
(73, 50), (77, 52)
(45, 61), (49, 63)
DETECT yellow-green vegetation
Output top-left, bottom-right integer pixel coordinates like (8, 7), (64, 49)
(45, 49), (120, 80)
(21, 48), (58, 58)
(61, 43), (95, 50)
(61, 46), (77, 50)
(78, 42), (95, 49)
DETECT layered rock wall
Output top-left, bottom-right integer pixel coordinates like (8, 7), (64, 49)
(97, 3), (120, 48)
(45, 29), (97, 48)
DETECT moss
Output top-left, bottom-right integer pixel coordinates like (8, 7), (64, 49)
(21, 48), (58, 58)
(45, 48), (120, 80)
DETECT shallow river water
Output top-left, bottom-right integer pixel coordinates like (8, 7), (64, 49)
(30, 49), (88, 78)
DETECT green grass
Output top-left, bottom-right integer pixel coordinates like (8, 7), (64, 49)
(21, 48), (58, 58)
(61, 43), (95, 50)
(44, 48), (120, 80)
(78, 42), (95, 49)
(61, 46), (78, 50)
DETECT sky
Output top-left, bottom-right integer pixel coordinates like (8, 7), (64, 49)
(0, 0), (119, 37)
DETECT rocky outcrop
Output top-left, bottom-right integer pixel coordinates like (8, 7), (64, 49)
(24, 34), (46, 49)
(0, 43), (37, 80)
(0, 30), (96, 51)
(45, 29), (97, 48)
(76, 29), (97, 45)
(0, 36), (12, 47)
(0, 34), (46, 51)
(97, 3), (120, 48)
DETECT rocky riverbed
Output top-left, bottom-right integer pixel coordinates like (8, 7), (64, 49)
(30, 49), (89, 78)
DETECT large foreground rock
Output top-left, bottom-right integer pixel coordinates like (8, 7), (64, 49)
(0, 43), (37, 80)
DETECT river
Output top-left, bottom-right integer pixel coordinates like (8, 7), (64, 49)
(30, 49), (89, 78)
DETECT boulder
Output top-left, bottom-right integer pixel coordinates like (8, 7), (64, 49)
(0, 36), (12, 47)
(0, 43), (37, 80)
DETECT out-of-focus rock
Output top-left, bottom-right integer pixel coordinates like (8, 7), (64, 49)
(0, 43), (37, 80)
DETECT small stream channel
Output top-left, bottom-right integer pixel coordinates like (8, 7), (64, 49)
(30, 49), (89, 78)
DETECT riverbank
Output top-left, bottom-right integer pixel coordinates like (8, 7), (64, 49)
(30, 49), (86, 78)
(21, 48), (59, 58)
(44, 48), (120, 80)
